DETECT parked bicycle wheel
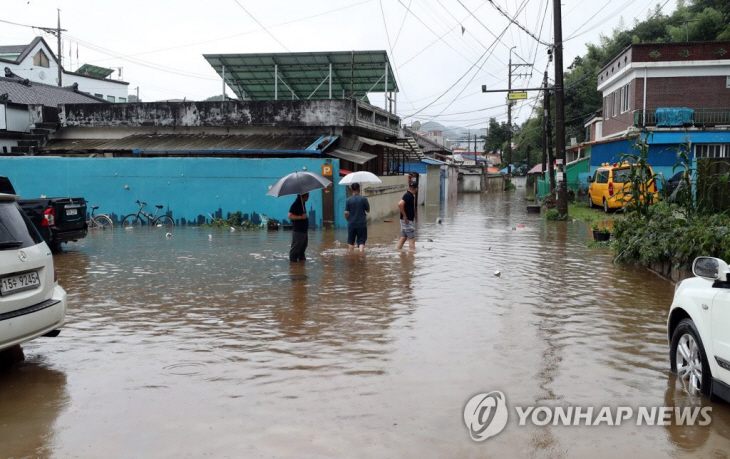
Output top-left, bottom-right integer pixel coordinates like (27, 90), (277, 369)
(121, 214), (142, 228)
(153, 215), (174, 227)
(93, 215), (114, 230)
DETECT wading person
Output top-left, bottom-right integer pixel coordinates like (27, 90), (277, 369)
(288, 192), (309, 262)
(396, 181), (417, 250)
(344, 183), (370, 252)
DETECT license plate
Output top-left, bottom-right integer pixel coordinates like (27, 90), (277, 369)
(0, 271), (40, 296)
(66, 208), (78, 216)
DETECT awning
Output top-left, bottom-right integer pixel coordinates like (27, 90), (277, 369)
(356, 135), (407, 151)
(527, 164), (544, 174)
(421, 158), (447, 165)
(327, 148), (377, 165)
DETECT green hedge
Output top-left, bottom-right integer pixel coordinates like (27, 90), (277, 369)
(613, 202), (730, 269)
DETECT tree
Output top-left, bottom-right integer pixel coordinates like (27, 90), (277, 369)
(483, 117), (511, 155)
(128, 95), (141, 103)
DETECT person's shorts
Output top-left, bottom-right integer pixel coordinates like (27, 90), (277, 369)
(347, 226), (368, 246)
(400, 220), (415, 239)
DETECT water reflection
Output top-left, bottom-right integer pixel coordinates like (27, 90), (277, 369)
(2, 183), (729, 456)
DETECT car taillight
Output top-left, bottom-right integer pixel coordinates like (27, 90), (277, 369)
(608, 182), (614, 196)
(43, 207), (55, 226)
(653, 181), (657, 192)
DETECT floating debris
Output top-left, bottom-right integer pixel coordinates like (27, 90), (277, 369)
(207, 234), (213, 241)
(165, 232), (173, 238)
(494, 271), (501, 277)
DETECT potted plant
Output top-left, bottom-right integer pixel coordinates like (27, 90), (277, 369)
(592, 222), (611, 242)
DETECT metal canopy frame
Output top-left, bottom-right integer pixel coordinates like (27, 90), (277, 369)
(203, 51), (398, 112)
(75, 63), (114, 78)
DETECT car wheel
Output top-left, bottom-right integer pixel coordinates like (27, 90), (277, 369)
(603, 199), (609, 213)
(670, 318), (712, 397)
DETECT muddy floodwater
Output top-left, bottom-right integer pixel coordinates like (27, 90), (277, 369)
(2, 182), (729, 457)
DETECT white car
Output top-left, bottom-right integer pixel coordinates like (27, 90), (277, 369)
(668, 257), (730, 403)
(0, 193), (66, 352)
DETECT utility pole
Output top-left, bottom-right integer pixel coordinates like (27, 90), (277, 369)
(507, 48), (514, 176)
(553, 0), (568, 216)
(38, 10), (67, 87)
(541, 71), (547, 178)
(506, 47), (533, 177)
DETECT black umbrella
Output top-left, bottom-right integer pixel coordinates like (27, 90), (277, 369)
(266, 171), (332, 197)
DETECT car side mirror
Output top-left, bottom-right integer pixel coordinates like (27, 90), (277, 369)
(587, 176), (593, 183)
(692, 257), (730, 281)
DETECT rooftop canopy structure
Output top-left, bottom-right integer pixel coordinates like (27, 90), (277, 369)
(203, 50), (398, 112)
(74, 64), (115, 79)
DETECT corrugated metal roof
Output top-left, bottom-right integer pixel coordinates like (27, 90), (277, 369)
(203, 51), (398, 101)
(44, 133), (325, 154)
(327, 148), (376, 165)
(0, 77), (106, 106)
(421, 158), (447, 165)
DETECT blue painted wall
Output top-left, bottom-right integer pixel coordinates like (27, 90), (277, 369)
(0, 157), (346, 228)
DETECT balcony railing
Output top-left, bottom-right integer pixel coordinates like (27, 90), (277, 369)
(634, 108), (730, 128)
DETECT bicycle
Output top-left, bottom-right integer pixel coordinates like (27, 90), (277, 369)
(121, 200), (174, 228)
(87, 205), (114, 231)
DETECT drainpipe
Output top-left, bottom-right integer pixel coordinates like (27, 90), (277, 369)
(329, 63), (332, 99)
(222, 65), (226, 101)
(642, 67), (647, 127)
(274, 64), (278, 100)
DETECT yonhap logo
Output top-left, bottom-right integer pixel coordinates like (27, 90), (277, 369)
(463, 391), (509, 441)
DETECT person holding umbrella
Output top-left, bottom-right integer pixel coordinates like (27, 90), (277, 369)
(266, 170), (332, 262)
(344, 183), (370, 252)
(288, 193), (309, 262)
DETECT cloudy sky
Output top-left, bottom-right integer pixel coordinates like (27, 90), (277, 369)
(3, 0), (677, 130)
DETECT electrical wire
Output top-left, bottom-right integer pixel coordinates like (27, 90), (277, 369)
(231, 0), (290, 52)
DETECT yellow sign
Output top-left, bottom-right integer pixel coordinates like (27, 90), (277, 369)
(508, 92), (528, 100)
(322, 165), (333, 176)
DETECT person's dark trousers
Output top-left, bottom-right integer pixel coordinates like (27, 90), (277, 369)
(290, 231), (308, 261)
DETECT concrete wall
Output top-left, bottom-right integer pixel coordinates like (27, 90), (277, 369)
(444, 165), (458, 201)
(59, 100), (359, 129)
(362, 175), (408, 222)
(0, 156), (348, 228)
(423, 166), (440, 205)
(458, 173), (481, 193)
(484, 174), (503, 193)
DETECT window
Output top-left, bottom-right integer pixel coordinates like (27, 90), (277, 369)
(604, 97), (610, 119)
(597, 170), (609, 184)
(696, 144), (729, 158)
(612, 91), (619, 117)
(106, 95), (115, 103)
(33, 50), (49, 68)
(119, 97), (126, 103)
(620, 84), (630, 113)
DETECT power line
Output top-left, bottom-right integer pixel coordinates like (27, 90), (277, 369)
(231, 0), (290, 52)
(485, 0), (551, 47)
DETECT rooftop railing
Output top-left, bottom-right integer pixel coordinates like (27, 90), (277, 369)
(634, 108), (730, 128)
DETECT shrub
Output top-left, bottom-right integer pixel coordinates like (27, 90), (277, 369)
(613, 202), (730, 269)
(546, 209), (567, 221)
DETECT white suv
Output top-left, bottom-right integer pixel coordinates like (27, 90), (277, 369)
(0, 193), (66, 351)
(668, 257), (730, 403)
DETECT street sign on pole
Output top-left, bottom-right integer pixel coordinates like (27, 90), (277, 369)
(508, 92), (528, 100)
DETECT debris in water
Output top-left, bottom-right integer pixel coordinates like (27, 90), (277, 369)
(165, 232), (173, 238)
(494, 271), (501, 277)
(207, 234), (213, 241)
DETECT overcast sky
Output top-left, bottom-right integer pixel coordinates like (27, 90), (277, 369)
(3, 0), (677, 131)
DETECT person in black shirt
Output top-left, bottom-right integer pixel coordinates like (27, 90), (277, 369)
(396, 181), (417, 250)
(288, 193), (309, 261)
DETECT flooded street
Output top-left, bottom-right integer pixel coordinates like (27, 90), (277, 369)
(2, 182), (729, 457)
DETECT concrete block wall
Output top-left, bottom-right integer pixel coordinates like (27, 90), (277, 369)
(0, 156), (347, 228)
(361, 176), (408, 222)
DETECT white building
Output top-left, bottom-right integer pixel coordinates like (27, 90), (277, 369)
(0, 37), (128, 103)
